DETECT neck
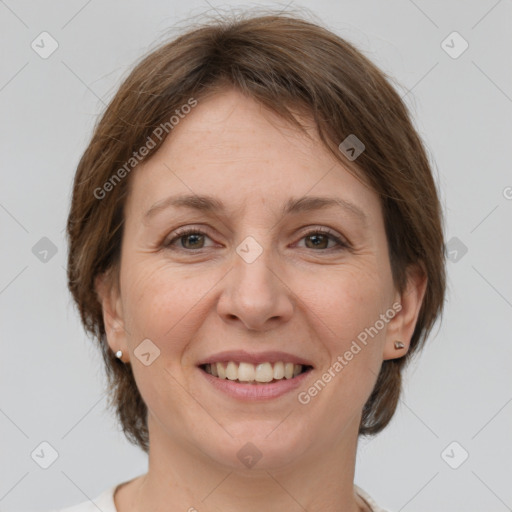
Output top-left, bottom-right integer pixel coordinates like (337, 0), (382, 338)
(122, 415), (367, 512)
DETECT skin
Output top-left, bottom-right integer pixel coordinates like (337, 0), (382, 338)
(96, 88), (427, 512)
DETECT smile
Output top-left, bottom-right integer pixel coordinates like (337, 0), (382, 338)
(198, 359), (314, 400)
(201, 361), (313, 384)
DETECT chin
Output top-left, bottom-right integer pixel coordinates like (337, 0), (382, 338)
(197, 423), (311, 472)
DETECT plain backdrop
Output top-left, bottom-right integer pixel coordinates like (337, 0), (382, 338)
(1, 1), (511, 511)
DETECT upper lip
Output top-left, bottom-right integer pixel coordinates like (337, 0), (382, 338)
(197, 350), (314, 367)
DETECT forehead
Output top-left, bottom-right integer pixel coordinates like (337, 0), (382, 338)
(126, 89), (380, 220)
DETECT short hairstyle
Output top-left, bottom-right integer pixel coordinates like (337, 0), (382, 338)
(67, 11), (446, 453)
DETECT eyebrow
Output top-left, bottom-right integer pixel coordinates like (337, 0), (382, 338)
(144, 193), (367, 224)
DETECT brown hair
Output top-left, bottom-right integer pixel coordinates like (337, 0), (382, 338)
(67, 10), (446, 453)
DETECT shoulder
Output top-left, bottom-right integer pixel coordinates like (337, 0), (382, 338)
(51, 485), (118, 512)
(354, 485), (391, 512)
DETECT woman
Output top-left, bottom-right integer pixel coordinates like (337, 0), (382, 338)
(60, 11), (445, 512)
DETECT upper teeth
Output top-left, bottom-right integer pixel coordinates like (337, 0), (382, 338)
(204, 361), (304, 382)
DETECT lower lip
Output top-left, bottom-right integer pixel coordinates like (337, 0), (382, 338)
(198, 367), (312, 400)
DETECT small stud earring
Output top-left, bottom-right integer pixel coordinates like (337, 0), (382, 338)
(394, 341), (405, 350)
(115, 350), (123, 359)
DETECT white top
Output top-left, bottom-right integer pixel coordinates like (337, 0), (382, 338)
(51, 483), (389, 512)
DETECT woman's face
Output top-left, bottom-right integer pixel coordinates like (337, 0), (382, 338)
(100, 88), (424, 470)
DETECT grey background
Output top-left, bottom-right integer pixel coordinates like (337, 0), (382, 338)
(1, 1), (511, 511)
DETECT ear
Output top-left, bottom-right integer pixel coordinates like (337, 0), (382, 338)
(95, 270), (129, 361)
(383, 263), (428, 360)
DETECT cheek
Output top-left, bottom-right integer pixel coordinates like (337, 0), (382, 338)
(298, 264), (391, 401)
(305, 263), (391, 344)
(120, 260), (218, 355)
(118, 262), (210, 421)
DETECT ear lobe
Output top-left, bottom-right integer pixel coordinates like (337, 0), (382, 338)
(383, 263), (428, 360)
(94, 271), (127, 354)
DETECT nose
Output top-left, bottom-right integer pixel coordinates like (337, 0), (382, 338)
(216, 243), (294, 331)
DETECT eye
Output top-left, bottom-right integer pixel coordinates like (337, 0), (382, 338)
(163, 228), (215, 250)
(163, 227), (349, 252)
(297, 228), (349, 251)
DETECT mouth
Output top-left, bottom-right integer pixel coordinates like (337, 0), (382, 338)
(196, 350), (315, 400)
(199, 361), (314, 384)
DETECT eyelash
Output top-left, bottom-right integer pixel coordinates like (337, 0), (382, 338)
(163, 227), (349, 252)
